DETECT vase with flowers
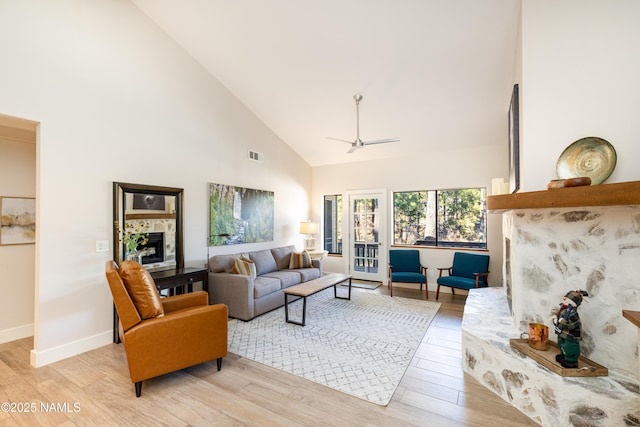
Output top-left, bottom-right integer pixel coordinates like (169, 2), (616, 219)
(115, 221), (148, 264)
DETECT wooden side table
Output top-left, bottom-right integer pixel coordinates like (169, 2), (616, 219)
(113, 267), (209, 343)
(152, 267), (208, 296)
(306, 249), (328, 260)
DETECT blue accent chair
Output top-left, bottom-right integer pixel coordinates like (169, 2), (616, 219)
(436, 252), (490, 300)
(388, 249), (428, 299)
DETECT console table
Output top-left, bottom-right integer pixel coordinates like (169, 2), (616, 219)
(152, 267), (208, 296)
(112, 267), (208, 343)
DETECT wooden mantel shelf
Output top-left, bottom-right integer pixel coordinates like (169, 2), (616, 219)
(488, 180), (640, 213)
(623, 310), (640, 329)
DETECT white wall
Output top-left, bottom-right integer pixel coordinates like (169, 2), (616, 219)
(312, 143), (508, 292)
(0, 1), (312, 366)
(0, 138), (36, 343)
(502, 0), (640, 378)
(520, 0), (640, 192)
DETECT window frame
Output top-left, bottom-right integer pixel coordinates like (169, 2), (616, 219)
(392, 187), (487, 250)
(322, 194), (342, 255)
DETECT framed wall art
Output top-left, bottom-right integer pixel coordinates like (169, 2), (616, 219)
(132, 193), (166, 211)
(208, 183), (274, 246)
(509, 84), (520, 193)
(0, 197), (36, 245)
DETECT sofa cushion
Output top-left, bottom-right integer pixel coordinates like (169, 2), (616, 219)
(254, 276), (282, 299)
(248, 249), (278, 275)
(289, 251), (312, 269)
(118, 261), (164, 320)
(209, 254), (240, 273)
(262, 270), (303, 288)
(231, 257), (256, 278)
(437, 275), (485, 290)
(271, 245), (296, 270)
(391, 271), (426, 283)
(291, 267), (321, 282)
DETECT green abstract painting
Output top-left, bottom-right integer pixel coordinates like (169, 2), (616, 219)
(209, 183), (274, 246)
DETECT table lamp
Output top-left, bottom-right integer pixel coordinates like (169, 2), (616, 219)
(299, 221), (319, 250)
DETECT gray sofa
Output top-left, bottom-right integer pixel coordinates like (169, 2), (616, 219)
(208, 245), (322, 320)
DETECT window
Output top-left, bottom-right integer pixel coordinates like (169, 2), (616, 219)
(323, 194), (342, 254)
(393, 188), (486, 249)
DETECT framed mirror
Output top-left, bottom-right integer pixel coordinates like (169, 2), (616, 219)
(113, 182), (184, 271)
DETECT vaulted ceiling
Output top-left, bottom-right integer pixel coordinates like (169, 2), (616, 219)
(133, 0), (521, 167)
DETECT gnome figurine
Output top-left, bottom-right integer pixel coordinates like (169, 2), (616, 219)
(551, 289), (589, 368)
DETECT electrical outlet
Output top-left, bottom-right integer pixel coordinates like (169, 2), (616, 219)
(96, 240), (109, 252)
(428, 269), (435, 278)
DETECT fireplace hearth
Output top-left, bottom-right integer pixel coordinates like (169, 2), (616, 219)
(462, 288), (639, 426)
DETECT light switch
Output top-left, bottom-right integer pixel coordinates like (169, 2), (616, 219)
(96, 240), (109, 252)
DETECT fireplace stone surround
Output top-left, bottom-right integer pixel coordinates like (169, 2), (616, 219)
(462, 182), (640, 425)
(124, 218), (176, 271)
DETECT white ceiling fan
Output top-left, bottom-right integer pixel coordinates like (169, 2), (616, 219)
(326, 94), (399, 153)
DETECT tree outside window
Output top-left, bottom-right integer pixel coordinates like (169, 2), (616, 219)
(393, 188), (486, 249)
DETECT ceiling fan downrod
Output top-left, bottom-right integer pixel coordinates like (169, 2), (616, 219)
(354, 93), (363, 144)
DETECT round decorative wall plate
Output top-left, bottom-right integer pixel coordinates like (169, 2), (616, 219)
(556, 137), (617, 185)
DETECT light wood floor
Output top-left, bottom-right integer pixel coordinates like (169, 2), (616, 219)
(0, 286), (537, 426)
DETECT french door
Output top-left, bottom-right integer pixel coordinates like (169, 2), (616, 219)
(348, 190), (387, 282)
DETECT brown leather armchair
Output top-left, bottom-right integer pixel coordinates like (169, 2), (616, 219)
(105, 260), (228, 397)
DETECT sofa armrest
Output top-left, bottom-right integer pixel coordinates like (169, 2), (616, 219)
(209, 272), (254, 320)
(473, 271), (490, 287)
(161, 291), (208, 313)
(312, 258), (323, 275)
(437, 266), (453, 277)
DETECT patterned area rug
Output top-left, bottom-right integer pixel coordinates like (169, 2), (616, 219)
(228, 288), (441, 405)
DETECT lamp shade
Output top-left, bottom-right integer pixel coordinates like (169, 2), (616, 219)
(299, 221), (319, 234)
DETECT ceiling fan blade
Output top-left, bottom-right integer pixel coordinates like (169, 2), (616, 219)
(326, 137), (354, 144)
(328, 94), (399, 152)
(362, 137), (400, 145)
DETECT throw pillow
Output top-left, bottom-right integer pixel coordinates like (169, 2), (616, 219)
(232, 257), (257, 278)
(289, 251), (312, 269)
(118, 260), (164, 320)
(247, 249), (277, 275)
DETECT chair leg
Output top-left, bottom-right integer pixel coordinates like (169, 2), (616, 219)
(135, 381), (142, 397)
(436, 284), (440, 300)
(389, 280), (393, 297)
(424, 282), (428, 300)
(217, 357), (223, 371)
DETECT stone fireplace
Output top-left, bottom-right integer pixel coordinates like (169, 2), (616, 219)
(124, 218), (176, 271)
(462, 182), (640, 426)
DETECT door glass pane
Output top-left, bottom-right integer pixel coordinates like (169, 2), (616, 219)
(353, 197), (379, 274)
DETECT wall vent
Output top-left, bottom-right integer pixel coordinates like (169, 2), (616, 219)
(248, 149), (263, 163)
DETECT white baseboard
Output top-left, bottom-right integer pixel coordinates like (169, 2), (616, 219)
(30, 330), (112, 368)
(0, 323), (34, 344)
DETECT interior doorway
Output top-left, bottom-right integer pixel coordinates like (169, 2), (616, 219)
(347, 189), (387, 282)
(0, 113), (38, 354)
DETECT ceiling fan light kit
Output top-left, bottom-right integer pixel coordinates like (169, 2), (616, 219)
(326, 94), (399, 153)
